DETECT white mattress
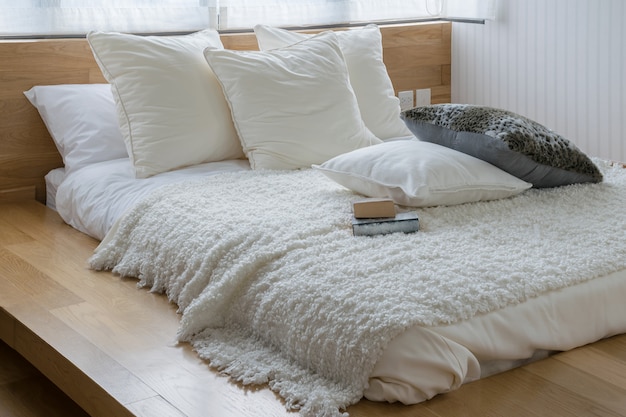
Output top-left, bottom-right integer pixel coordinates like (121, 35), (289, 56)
(53, 158), (626, 405)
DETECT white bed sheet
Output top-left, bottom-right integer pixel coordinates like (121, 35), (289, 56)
(44, 167), (66, 211)
(53, 158), (626, 405)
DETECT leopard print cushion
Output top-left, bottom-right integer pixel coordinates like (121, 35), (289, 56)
(401, 104), (602, 188)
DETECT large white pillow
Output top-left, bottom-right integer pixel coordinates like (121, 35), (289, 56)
(24, 84), (128, 175)
(254, 24), (412, 140)
(87, 29), (244, 178)
(203, 31), (381, 170)
(314, 139), (532, 207)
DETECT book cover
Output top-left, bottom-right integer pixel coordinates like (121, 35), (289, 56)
(352, 198), (396, 219)
(352, 211), (419, 237)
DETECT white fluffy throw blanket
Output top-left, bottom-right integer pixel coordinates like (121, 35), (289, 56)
(90, 161), (626, 417)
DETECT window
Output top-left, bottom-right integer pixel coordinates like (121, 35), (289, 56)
(0, 0), (496, 38)
(0, 0), (211, 36)
(216, 0), (442, 30)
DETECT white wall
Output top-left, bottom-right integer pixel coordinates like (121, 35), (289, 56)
(452, 0), (626, 162)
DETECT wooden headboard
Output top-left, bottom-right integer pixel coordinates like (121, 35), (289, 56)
(0, 22), (451, 203)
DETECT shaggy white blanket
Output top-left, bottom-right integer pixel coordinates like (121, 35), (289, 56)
(89, 160), (626, 417)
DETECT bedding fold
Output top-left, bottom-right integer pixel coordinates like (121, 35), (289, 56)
(89, 162), (626, 417)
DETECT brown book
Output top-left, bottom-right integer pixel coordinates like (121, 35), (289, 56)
(352, 198), (396, 219)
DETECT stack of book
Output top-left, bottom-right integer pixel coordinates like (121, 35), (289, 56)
(351, 198), (419, 237)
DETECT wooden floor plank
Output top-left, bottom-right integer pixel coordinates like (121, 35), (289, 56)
(0, 340), (90, 417)
(49, 302), (291, 417)
(590, 335), (626, 363)
(525, 349), (626, 415)
(9, 303), (150, 417)
(554, 345), (626, 389)
(126, 395), (187, 417)
(0, 246), (84, 310)
(422, 368), (546, 417)
(0, 216), (33, 246)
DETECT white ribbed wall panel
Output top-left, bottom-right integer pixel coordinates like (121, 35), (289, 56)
(452, 0), (626, 162)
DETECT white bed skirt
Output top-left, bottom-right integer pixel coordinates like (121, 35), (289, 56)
(367, 267), (626, 403)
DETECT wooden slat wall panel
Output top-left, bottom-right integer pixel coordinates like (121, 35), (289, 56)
(0, 186), (36, 203)
(0, 22), (451, 203)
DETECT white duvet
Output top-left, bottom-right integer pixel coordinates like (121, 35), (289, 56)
(55, 158), (251, 240)
(82, 162), (626, 417)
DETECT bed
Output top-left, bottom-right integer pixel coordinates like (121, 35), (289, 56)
(1, 21), (626, 417)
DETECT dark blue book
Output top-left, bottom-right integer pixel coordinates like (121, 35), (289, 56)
(352, 211), (419, 237)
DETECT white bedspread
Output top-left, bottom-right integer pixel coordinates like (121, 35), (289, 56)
(89, 162), (626, 417)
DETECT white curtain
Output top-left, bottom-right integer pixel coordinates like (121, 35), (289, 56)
(0, 0), (213, 36)
(216, 0), (442, 29)
(0, 0), (496, 37)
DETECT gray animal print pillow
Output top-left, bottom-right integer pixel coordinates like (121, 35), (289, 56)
(401, 104), (602, 188)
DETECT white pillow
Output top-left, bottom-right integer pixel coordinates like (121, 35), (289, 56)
(87, 29), (244, 178)
(314, 140), (532, 207)
(24, 84), (128, 175)
(254, 24), (413, 140)
(203, 31), (381, 170)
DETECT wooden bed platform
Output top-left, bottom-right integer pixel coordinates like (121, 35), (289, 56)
(1, 22), (626, 417)
(2, 202), (626, 417)
(0, 201), (626, 417)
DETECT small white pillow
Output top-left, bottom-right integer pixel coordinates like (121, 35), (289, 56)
(87, 29), (244, 178)
(314, 140), (532, 207)
(254, 24), (412, 140)
(24, 84), (128, 175)
(203, 31), (381, 170)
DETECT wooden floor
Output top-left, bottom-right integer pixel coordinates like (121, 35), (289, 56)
(1, 201), (626, 417)
(0, 339), (90, 417)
